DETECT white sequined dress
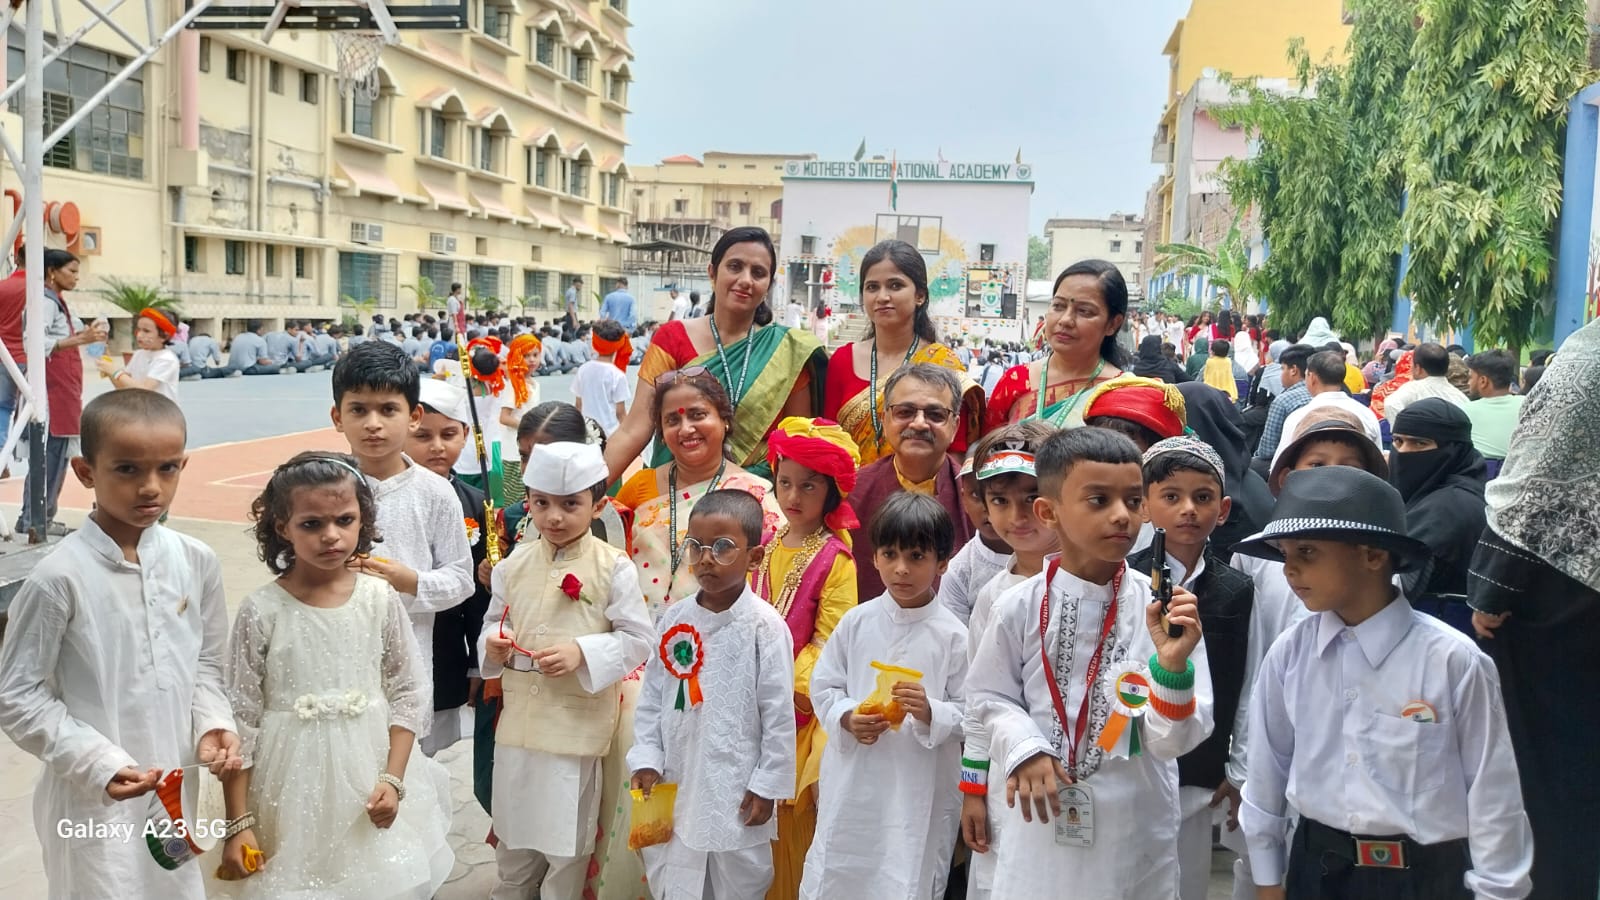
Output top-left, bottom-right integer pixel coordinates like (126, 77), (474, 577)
(214, 574), (454, 899)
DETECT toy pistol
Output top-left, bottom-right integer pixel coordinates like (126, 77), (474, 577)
(1151, 527), (1182, 638)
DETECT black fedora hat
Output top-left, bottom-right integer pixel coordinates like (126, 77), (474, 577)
(1232, 465), (1431, 572)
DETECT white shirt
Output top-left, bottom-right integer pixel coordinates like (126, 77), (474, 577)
(937, 537), (1011, 626)
(500, 380), (540, 460)
(125, 347), (180, 403)
(670, 295), (691, 320)
(366, 457), (474, 679)
(1383, 374), (1470, 420)
(785, 302), (805, 328)
(571, 359), (630, 436)
(801, 596), (968, 900)
(627, 588), (796, 853)
(433, 359), (507, 475)
(965, 565), (1213, 899)
(1275, 391), (1384, 466)
(1240, 598), (1532, 896)
(0, 518), (234, 900)
(478, 538), (653, 855)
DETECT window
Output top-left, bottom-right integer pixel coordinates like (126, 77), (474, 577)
(224, 240), (246, 275)
(7, 32), (148, 178)
(184, 236), (200, 272)
(265, 245), (278, 277)
(800, 235), (816, 255)
(536, 148), (552, 187)
(606, 71), (628, 105)
(672, 198), (688, 215)
(346, 88), (376, 138)
(419, 258), (454, 290)
(874, 215), (943, 253)
(430, 111), (448, 158)
(479, 129), (500, 172)
(294, 247), (306, 279)
(469, 264), (501, 301)
(714, 201), (730, 218)
(979, 243), (996, 262)
(567, 159), (590, 198)
(300, 72), (318, 104)
(608, 0), (626, 11)
(226, 48), (246, 83)
(480, 0), (513, 42)
(1135, 240), (1143, 254)
(1109, 239), (1122, 253)
(534, 27), (558, 67)
(339, 252), (392, 307)
(569, 51), (592, 87)
(738, 201), (751, 216)
(524, 269), (549, 305)
(268, 60), (282, 93)
(198, 37), (211, 73)
(600, 173), (623, 208)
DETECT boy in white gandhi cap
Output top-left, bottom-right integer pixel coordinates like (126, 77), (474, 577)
(478, 441), (654, 900)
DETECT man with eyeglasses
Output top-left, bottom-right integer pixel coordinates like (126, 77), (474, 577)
(847, 362), (976, 600)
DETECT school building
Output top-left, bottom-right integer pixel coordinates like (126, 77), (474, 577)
(0, 0), (632, 342)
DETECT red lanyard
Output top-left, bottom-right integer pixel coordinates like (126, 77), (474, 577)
(1039, 558), (1124, 770)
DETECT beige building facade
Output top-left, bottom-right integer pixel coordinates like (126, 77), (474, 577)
(628, 150), (811, 246)
(0, 0), (631, 341)
(1045, 213), (1145, 300)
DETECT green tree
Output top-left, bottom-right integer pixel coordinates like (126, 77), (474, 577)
(1028, 234), (1052, 279)
(1153, 214), (1256, 311)
(403, 275), (441, 311)
(98, 277), (180, 317)
(1399, 0), (1589, 348)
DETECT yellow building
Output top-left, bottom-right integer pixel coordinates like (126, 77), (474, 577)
(1149, 0), (1349, 251)
(628, 150), (813, 246)
(0, 0), (631, 340)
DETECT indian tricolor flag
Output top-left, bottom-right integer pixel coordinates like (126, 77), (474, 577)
(889, 152), (898, 211)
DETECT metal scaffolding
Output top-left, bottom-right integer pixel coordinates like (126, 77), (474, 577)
(0, 0), (215, 541)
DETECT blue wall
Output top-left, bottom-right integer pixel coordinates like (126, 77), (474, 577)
(1552, 82), (1600, 345)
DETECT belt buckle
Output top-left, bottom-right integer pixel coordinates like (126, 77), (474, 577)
(1354, 838), (1407, 869)
(507, 654), (542, 674)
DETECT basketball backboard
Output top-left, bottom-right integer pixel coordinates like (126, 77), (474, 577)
(186, 0), (467, 34)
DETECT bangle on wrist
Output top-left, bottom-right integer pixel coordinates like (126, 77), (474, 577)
(223, 812), (256, 839)
(377, 772), (406, 801)
(959, 757), (990, 796)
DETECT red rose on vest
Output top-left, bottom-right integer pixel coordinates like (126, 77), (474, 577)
(560, 573), (584, 603)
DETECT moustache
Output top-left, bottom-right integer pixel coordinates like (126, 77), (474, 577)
(900, 429), (937, 443)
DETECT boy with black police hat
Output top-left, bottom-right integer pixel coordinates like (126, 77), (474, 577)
(1234, 465), (1531, 899)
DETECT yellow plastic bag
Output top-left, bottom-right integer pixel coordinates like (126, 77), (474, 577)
(628, 783), (677, 851)
(856, 661), (924, 731)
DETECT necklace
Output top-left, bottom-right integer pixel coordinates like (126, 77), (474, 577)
(757, 525), (830, 618)
(1033, 353), (1106, 425)
(868, 334), (919, 444)
(668, 459), (727, 577)
(709, 314), (757, 409)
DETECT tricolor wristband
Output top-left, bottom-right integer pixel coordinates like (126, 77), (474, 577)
(959, 757), (990, 795)
(1147, 654), (1197, 720)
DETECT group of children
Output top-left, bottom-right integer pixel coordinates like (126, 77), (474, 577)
(0, 339), (1534, 900)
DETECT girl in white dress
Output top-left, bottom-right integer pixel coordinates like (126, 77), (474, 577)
(213, 452), (454, 898)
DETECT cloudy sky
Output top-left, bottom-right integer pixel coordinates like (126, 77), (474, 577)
(624, 0), (1186, 233)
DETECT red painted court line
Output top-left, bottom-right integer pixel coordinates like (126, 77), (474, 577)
(0, 428), (354, 525)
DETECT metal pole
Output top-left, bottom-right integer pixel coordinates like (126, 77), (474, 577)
(23, 0), (47, 541)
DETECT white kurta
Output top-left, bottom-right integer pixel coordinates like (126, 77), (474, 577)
(477, 551), (653, 856)
(966, 565), (1214, 900)
(937, 538), (1010, 627)
(0, 518), (235, 900)
(800, 596), (967, 900)
(962, 561), (1027, 900)
(627, 588), (796, 898)
(366, 456), (474, 685)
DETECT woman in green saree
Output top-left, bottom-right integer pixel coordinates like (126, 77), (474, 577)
(604, 226), (828, 482)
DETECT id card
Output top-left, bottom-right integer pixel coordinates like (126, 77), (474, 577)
(1054, 783), (1095, 847)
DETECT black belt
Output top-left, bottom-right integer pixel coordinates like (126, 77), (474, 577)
(1300, 818), (1467, 871)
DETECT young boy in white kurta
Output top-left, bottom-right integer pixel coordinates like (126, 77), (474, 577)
(801, 492), (968, 900)
(0, 390), (241, 900)
(480, 442), (653, 900)
(628, 490), (796, 900)
(964, 427), (1213, 900)
(332, 342), (474, 748)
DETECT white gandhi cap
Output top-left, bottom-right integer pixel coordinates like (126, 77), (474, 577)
(417, 379), (472, 428)
(524, 441), (607, 494)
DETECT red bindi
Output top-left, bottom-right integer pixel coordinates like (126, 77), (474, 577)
(677, 407), (686, 415)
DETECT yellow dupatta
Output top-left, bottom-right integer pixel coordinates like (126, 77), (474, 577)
(835, 341), (985, 465)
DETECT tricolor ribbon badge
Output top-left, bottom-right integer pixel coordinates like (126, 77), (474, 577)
(660, 623), (705, 710)
(1095, 660), (1151, 759)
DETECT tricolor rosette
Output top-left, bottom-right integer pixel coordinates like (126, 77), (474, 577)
(1094, 659), (1151, 759)
(659, 623), (705, 710)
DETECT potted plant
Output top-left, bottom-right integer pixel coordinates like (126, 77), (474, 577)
(98, 277), (180, 363)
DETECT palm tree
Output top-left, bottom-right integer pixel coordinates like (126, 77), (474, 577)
(1153, 215), (1256, 311)
(403, 276), (441, 312)
(99, 277), (180, 317)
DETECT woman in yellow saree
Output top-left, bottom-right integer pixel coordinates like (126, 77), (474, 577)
(821, 239), (983, 464)
(603, 226), (828, 482)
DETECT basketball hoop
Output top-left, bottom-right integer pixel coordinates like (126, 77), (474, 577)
(333, 30), (388, 100)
